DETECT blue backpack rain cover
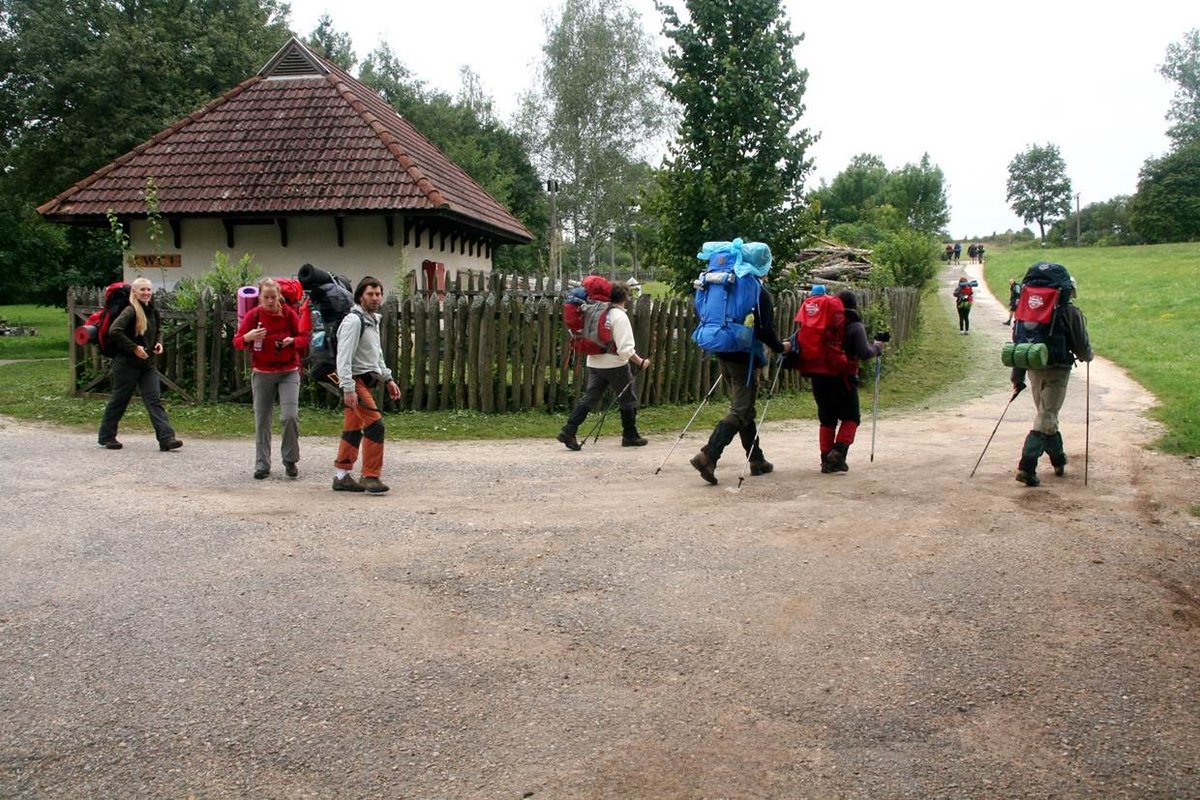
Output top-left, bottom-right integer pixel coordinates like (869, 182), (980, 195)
(692, 240), (762, 355)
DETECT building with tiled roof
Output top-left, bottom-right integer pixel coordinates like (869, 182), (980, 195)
(38, 37), (534, 292)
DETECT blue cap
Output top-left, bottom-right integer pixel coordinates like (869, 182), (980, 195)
(810, 285), (826, 295)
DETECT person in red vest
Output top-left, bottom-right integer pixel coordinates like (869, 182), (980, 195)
(953, 277), (974, 334)
(233, 278), (308, 480)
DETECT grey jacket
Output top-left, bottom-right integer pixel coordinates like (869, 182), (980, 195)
(335, 305), (394, 393)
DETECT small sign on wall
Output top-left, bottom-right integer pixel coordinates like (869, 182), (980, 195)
(132, 254), (182, 269)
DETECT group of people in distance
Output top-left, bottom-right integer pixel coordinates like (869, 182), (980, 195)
(97, 258), (1090, 494)
(942, 242), (986, 265)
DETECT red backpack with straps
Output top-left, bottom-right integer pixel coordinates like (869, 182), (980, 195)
(563, 275), (616, 355)
(795, 292), (849, 377)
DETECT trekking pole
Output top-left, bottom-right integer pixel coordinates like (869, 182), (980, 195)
(870, 355), (882, 462)
(969, 383), (1024, 478)
(732, 356), (784, 492)
(581, 374), (636, 446)
(1084, 361), (1090, 487)
(653, 372), (724, 474)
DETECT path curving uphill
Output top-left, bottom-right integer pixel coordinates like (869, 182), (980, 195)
(1, 265), (1197, 798)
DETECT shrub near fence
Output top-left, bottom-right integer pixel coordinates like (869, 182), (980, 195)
(68, 282), (920, 412)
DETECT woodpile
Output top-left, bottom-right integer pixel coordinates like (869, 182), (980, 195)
(783, 241), (875, 289)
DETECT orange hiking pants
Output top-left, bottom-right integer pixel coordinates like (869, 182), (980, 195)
(335, 379), (385, 478)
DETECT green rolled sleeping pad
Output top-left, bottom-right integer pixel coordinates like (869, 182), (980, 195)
(1002, 342), (1049, 369)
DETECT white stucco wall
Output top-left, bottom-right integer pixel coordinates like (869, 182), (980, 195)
(123, 215), (496, 294)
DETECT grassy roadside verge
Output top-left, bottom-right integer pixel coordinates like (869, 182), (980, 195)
(985, 243), (1200, 455)
(0, 294), (973, 441)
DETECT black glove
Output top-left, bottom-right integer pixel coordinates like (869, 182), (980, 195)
(875, 331), (891, 343)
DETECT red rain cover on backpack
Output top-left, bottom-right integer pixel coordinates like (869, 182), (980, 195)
(73, 281), (131, 356)
(276, 277), (311, 355)
(795, 292), (849, 377)
(563, 275), (615, 355)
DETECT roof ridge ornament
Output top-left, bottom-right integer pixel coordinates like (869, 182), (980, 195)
(259, 37), (328, 79)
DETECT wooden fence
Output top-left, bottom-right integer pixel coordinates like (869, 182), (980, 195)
(68, 283), (920, 412)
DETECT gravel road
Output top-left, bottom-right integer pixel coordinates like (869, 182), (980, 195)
(2, 265), (1197, 798)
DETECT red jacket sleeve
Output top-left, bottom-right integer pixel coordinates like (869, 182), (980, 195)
(233, 306), (259, 350)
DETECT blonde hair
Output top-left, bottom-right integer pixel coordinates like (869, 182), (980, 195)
(130, 278), (152, 337)
(257, 277), (280, 295)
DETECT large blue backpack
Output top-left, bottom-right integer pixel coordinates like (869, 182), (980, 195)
(692, 243), (762, 355)
(1004, 261), (1074, 369)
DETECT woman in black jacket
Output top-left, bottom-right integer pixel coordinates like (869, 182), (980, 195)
(811, 291), (885, 473)
(97, 278), (182, 451)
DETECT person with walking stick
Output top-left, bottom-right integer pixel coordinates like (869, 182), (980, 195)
(556, 283), (649, 450)
(689, 266), (789, 486)
(1010, 271), (1092, 487)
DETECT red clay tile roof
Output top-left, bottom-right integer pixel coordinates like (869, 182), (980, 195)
(37, 38), (533, 244)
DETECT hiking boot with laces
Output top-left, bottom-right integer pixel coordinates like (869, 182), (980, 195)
(749, 459), (773, 476)
(332, 474), (366, 492)
(826, 445), (849, 473)
(690, 451), (718, 485)
(159, 438), (183, 451)
(621, 434), (648, 447)
(359, 476), (390, 494)
(556, 430), (582, 451)
(99, 439), (123, 450)
(285, 462), (299, 478)
(1015, 470), (1041, 487)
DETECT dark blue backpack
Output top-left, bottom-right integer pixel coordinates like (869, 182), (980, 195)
(1012, 261), (1074, 367)
(692, 249), (761, 355)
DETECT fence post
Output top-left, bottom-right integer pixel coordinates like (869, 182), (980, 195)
(67, 287), (79, 397)
(195, 299), (208, 404)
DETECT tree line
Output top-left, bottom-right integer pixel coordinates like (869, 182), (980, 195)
(1004, 28), (1200, 247)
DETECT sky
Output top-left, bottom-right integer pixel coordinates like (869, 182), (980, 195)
(283, 0), (1195, 240)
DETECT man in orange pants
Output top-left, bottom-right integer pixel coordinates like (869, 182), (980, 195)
(333, 276), (401, 494)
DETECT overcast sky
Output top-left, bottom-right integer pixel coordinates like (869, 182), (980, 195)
(285, 0), (1194, 240)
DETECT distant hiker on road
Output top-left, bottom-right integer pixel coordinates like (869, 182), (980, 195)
(953, 276), (974, 334)
(333, 276), (401, 494)
(556, 282), (649, 450)
(1004, 277), (1021, 326)
(1009, 264), (1093, 487)
(953, 242), (962, 264)
(97, 277), (183, 453)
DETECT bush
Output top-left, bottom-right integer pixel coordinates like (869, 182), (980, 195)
(871, 230), (939, 289)
(173, 251), (261, 310)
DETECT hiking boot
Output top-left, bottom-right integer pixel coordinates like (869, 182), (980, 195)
(749, 459), (773, 476)
(285, 462), (299, 478)
(159, 439), (183, 451)
(254, 468), (270, 480)
(1015, 470), (1041, 487)
(619, 409), (647, 447)
(99, 439), (123, 450)
(1052, 463), (1065, 477)
(827, 444), (849, 473)
(332, 474), (366, 493)
(690, 451), (718, 485)
(360, 476), (389, 494)
(556, 430), (582, 451)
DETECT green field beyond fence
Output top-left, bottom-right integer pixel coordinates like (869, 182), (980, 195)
(985, 243), (1200, 455)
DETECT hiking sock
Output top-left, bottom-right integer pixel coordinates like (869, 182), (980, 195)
(336, 468), (349, 479)
(835, 420), (858, 446)
(819, 425), (836, 455)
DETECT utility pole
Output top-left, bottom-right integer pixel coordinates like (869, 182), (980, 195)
(546, 180), (560, 284)
(1075, 192), (1081, 247)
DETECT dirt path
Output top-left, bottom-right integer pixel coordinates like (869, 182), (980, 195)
(1, 268), (1197, 798)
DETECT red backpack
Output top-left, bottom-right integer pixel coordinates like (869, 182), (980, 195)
(276, 277), (312, 356)
(795, 292), (849, 377)
(73, 281), (132, 357)
(563, 275), (616, 355)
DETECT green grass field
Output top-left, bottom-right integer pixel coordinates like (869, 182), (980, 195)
(0, 292), (971, 441)
(0, 304), (70, 360)
(985, 242), (1200, 455)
